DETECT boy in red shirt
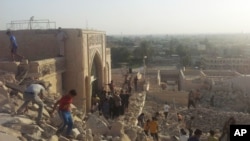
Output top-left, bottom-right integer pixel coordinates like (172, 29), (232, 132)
(50, 89), (77, 138)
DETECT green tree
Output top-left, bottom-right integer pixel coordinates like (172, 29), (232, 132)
(111, 47), (131, 67)
(133, 40), (154, 60)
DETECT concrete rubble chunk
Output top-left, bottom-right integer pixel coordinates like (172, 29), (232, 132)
(21, 124), (44, 135)
(76, 134), (86, 140)
(85, 114), (109, 135)
(49, 112), (62, 127)
(124, 127), (137, 141)
(72, 128), (80, 138)
(58, 136), (70, 141)
(86, 128), (94, 141)
(0, 132), (20, 141)
(41, 124), (57, 138)
(48, 135), (59, 141)
(110, 121), (124, 137)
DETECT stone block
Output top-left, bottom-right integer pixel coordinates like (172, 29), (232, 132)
(85, 114), (109, 135)
(21, 124), (44, 135)
(48, 135), (59, 141)
(72, 128), (80, 138)
(41, 124), (57, 138)
(110, 121), (124, 137)
(58, 136), (70, 141)
(0, 132), (21, 141)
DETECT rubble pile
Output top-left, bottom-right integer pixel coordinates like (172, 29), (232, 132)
(0, 71), (149, 141)
(201, 89), (250, 112)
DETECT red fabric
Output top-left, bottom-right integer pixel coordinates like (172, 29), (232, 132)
(59, 95), (72, 111)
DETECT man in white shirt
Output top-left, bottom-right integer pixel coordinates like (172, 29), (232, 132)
(163, 102), (170, 120)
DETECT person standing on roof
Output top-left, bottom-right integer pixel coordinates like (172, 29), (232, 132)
(56, 27), (68, 57)
(6, 30), (24, 62)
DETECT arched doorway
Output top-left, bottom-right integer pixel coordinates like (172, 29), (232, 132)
(89, 52), (103, 109)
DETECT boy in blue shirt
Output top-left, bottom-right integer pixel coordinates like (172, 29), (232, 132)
(6, 30), (24, 62)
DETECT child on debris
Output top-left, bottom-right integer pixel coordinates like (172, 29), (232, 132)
(50, 89), (77, 138)
(148, 117), (159, 141)
(144, 119), (150, 136)
(208, 130), (218, 141)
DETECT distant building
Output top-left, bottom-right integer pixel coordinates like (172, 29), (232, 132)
(201, 57), (250, 74)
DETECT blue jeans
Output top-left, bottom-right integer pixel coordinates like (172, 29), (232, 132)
(58, 110), (73, 136)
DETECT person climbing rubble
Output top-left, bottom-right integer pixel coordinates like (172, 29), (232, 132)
(163, 102), (170, 120)
(219, 116), (236, 141)
(50, 89), (77, 139)
(188, 90), (196, 109)
(16, 82), (47, 125)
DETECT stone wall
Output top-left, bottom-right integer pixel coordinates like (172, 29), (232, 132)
(0, 30), (58, 61)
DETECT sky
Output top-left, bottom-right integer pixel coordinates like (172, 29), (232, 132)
(1, 0), (250, 35)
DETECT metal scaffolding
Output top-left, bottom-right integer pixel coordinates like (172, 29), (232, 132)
(6, 18), (56, 30)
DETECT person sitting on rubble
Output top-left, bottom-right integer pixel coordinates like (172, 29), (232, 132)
(16, 82), (46, 125)
(50, 89), (77, 139)
(188, 90), (196, 109)
(137, 113), (145, 127)
(219, 116), (236, 141)
(188, 129), (202, 141)
(208, 130), (218, 141)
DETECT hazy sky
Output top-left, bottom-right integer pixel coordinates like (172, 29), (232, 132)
(1, 0), (250, 35)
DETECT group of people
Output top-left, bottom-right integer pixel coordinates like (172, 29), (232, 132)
(91, 88), (130, 119)
(14, 82), (77, 139)
(136, 99), (236, 141)
(122, 72), (139, 92)
(137, 113), (160, 141)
